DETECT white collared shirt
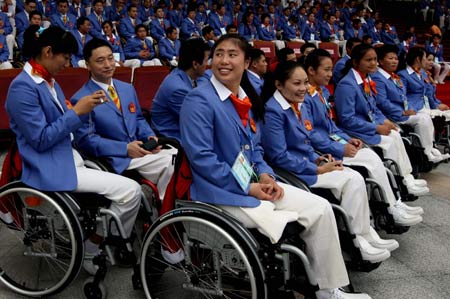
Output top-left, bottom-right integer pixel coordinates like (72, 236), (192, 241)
(247, 69), (261, 80)
(91, 77), (115, 94)
(273, 89), (302, 111)
(351, 68), (364, 85)
(378, 67), (391, 80)
(210, 75), (247, 101)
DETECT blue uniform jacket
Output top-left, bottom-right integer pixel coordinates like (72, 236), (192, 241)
(380, 27), (399, 45)
(423, 71), (442, 109)
(282, 22), (299, 40)
(151, 68), (193, 140)
(258, 24), (276, 41)
(371, 68), (409, 122)
(87, 12), (106, 39)
(71, 79), (154, 174)
(262, 91), (320, 186)
(119, 17), (141, 40)
(168, 9), (183, 28)
(179, 77), (274, 207)
(320, 23), (340, 41)
(333, 55), (349, 85)
(50, 12), (77, 31)
(303, 87), (351, 160)
(69, 3), (87, 18)
(103, 34), (126, 62)
(71, 30), (93, 67)
(123, 37), (156, 65)
(6, 67), (82, 191)
(208, 13), (231, 36)
(138, 6), (153, 23)
(334, 69), (385, 145)
(14, 11), (29, 36)
(158, 37), (180, 61)
(238, 23), (258, 41)
(180, 18), (201, 40)
(150, 18), (170, 42)
(247, 70), (264, 95)
(0, 34), (10, 62)
(426, 43), (444, 61)
(398, 66), (426, 111)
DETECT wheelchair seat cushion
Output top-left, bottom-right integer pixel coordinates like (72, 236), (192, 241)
(72, 192), (111, 208)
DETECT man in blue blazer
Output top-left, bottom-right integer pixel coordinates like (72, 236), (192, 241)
(152, 38), (209, 140)
(123, 24), (162, 66)
(0, 11), (15, 61)
(332, 38), (361, 85)
(208, 4), (231, 37)
(15, 0), (37, 45)
(87, 0), (108, 39)
(138, 0), (153, 25)
(180, 6), (201, 40)
(247, 48), (266, 95)
(71, 16), (93, 67)
(72, 38), (176, 202)
(344, 18), (364, 40)
(158, 26), (181, 66)
(150, 6), (170, 42)
(50, 0), (77, 31)
(69, 0), (86, 18)
(119, 5), (141, 41)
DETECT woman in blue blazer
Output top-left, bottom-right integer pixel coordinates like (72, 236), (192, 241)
(179, 34), (365, 299)
(238, 11), (258, 42)
(424, 51), (450, 121)
(334, 43), (429, 196)
(261, 60), (399, 263)
(304, 49), (423, 226)
(373, 45), (447, 163)
(5, 26), (141, 273)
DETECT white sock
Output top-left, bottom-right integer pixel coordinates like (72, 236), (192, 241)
(84, 239), (101, 256)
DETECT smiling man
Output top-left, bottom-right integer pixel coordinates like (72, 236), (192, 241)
(71, 38), (177, 204)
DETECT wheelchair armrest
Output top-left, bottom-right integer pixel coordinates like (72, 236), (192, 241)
(270, 165), (311, 192)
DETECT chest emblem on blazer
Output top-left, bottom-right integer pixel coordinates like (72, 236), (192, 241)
(65, 99), (73, 109)
(250, 118), (257, 133)
(304, 120), (313, 131)
(0, 43), (3, 49)
(129, 102), (136, 113)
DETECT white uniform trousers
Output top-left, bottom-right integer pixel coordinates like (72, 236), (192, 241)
(377, 129), (413, 178)
(127, 147), (177, 200)
(425, 108), (450, 122)
(142, 58), (163, 66)
(219, 183), (349, 289)
(311, 167), (370, 236)
(400, 112), (435, 156)
(433, 62), (450, 83)
(73, 149), (141, 237)
(343, 148), (397, 207)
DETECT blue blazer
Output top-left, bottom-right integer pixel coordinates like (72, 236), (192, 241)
(398, 67), (426, 111)
(123, 37), (156, 65)
(0, 34), (10, 62)
(168, 9), (183, 28)
(195, 12), (208, 26)
(14, 11), (29, 35)
(262, 92), (320, 186)
(423, 71), (442, 109)
(150, 18), (170, 42)
(370, 28), (383, 44)
(258, 24), (276, 41)
(50, 12), (77, 31)
(179, 79), (274, 208)
(371, 69), (409, 122)
(320, 23), (340, 41)
(333, 55), (349, 85)
(71, 30), (93, 67)
(381, 27), (399, 45)
(36, 1), (56, 18)
(238, 23), (258, 41)
(334, 70), (386, 145)
(426, 43), (444, 61)
(180, 18), (201, 40)
(302, 22), (320, 40)
(208, 13), (231, 36)
(158, 37), (180, 61)
(103, 34), (126, 62)
(87, 12), (106, 39)
(6, 69), (82, 191)
(247, 70), (264, 95)
(303, 87), (351, 160)
(69, 4), (87, 18)
(151, 68), (193, 140)
(119, 17), (141, 40)
(344, 26), (364, 40)
(71, 79), (154, 174)
(282, 22), (299, 40)
(138, 6), (153, 23)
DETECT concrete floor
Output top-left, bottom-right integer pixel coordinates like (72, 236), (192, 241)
(0, 156), (449, 299)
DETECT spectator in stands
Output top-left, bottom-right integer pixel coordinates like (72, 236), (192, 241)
(270, 46), (296, 72)
(424, 51), (450, 120)
(0, 11), (14, 62)
(381, 22), (400, 45)
(50, 0), (76, 31)
(426, 34), (450, 84)
(69, 0), (86, 18)
(138, 0), (153, 26)
(335, 43), (429, 196)
(150, 6), (170, 42)
(36, 0), (55, 27)
(152, 38), (209, 140)
(202, 25), (216, 48)
(180, 33), (372, 299)
(247, 48), (267, 95)
(71, 16), (92, 68)
(71, 38), (176, 241)
(209, 4), (231, 37)
(168, 0), (183, 29)
(333, 37), (361, 85)
(7, 27), (141, 275)
(344, 18), (364, 40)
(404, 25), (417, 46)
(159, 26), (181, 67)
(258, 13), (275, 41)
(370, 20), (383, 44)
(87, 0), (107, 39)
(124, 24), (162, 66)
(302, 12), (320, 46)
(0, 31), (12, 69)
(15, 0), (37, 46)
(297, 42), (316, 66)
(320, 14), (340, 42)
(420, 0), (434, 23)
(196, 3), (208, 27)
(372, 44), (447, 163)
(119, 5), (141, 41)
(238, 10), (258, 42)
(362, 34), (372, 45)
(180, 5), (201, 40)
(102, 20), (140, 68)
(108, 0), (126, 24)
(282, 15), (303, 42)
(226, 24), (238, 34)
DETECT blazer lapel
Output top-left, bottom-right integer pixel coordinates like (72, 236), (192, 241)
(88, 80), (122, 116)
(223, 96), (250, 138)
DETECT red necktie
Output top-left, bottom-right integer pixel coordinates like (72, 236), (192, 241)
(109, 36), (114, 44)
(160, 19), (164, 28)
(229, 94), (252, 127)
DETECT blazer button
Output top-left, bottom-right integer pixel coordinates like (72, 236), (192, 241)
(244, 144), (250, 150)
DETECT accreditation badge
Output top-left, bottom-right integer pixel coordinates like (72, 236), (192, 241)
(129, 103), (136, 113)
(231, 151), (254, 192)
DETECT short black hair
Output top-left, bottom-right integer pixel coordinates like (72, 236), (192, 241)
(165, 26), (176, 35)
(375, 44), (399, 60)
(277, 47), (295, 61)
(178, 38), (209, 71)
(83, 38), (112, 61)
(76, 16), (89, 29)
(249, 48), (265, 65)
(28, 10), (42, 21)
(300, 42), (316, 54)
(135, 24), (147, 35)
(202, 25), (214, 37)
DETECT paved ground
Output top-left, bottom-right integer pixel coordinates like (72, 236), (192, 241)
(0, 151), (449, 299)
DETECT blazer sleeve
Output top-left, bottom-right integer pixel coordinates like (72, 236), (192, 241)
(123, 39), (141, 59)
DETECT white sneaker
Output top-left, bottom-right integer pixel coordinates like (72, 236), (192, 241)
(403, 174), (428, 188)
(363, 227), (399, 252)
(407, 184), (429, 196)
(395, 199), (424, 215)
(355, 235), (390, 263)
(391, 206), (423, 226)
(316, 288), (372, 299)
(427, 154), (444, 163)
(161, 247), (185, 264)
(83, 255), (99, 276)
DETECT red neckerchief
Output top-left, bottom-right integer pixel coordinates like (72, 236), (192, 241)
(290, 102), (302, 122)
(412, 66), (422, 76)
(309, 85), (332, 117)
(29, 59), (54, 87)
(387, 70), (403, 88)
(356, 69), (377, 97)
(229, 93), (252, 127)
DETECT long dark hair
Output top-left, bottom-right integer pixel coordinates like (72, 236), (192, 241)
(261, 60), (302, 103)
(23, 26), (78, 59)
(211, 34), (265, 121)
(405, 46), (425, 68)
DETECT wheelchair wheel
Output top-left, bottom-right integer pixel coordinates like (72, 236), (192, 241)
(0, 183), (84, 297)
(140, 208), (266, 299)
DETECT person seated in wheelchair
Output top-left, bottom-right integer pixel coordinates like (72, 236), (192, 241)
(334, 43), (430, 197)
(261, 60), (398, 264)
(301, 48), (423, 227)
(70, 38), (177, 204)
(179, 34), (371, 299)
(371, 45), (449, 164)
(5, 26), (142, 275)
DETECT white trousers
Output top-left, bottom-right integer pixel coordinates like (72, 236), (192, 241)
(142, 58), (163, 66)
(344, 148), (397, 207)
(220, 183), (349, 289)
(426, 108), (450, 121)
(73, 150), (141, 237)
(127, 148), (177, 200)
(0, 61), (13, 69)
(6, 34), (14, 61)
(401, 112), (435, 156)
(433, 62), (450, 83)
(377, 130), (413, 178)
(311, 168), (370, 236)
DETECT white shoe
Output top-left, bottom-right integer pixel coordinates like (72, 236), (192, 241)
(83, 255), (99, 276)
(404, 174), (428, 188)
(363, 227), (399, 252)
(395, 199), (424, 215)
(0, 211), (13, 224)
(391, 206), (423, 226)
(161, 247), (185, 264)
(427, 154), (444, 163)
(355, 235), (390, 263)
(431, 148), (450, 160)
(407, 184), (429, 196)
(316, 288), (372, 299)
